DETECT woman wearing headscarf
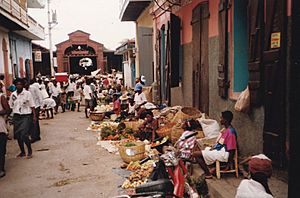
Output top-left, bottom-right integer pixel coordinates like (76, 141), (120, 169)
(235, 154), (273, 198)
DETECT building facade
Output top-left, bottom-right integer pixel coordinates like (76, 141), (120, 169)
(115, 39), (136, 88)
(56, 30), (105, 75)
(119, 0), (154, 86)
(0, 0), (45, 85)
(120, 0), (296, 172)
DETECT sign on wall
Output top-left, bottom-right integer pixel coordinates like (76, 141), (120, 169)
(271, 32), (281, 49)
(35, 51), (42, 62)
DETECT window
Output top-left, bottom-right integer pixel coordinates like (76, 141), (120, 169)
(230, 0), (249, 98)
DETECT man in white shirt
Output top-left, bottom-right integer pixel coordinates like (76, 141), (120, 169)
(29, 79), (43, 143)
(50, 80), (61, 114)
(83, 79), (93, 118)
(9, 78), (36, 158)
(134, 83), (147, 118)
(235, 154), (273, 198)
(65, 79), (76, 110)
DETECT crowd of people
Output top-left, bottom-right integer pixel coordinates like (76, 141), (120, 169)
(0, 72), (129, 178)
(0, 72), (275, 198)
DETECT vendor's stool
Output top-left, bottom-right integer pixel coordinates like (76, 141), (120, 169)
(215, 149), (239, 179)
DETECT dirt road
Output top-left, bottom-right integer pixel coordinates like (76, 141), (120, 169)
(0, 109), (123, 198)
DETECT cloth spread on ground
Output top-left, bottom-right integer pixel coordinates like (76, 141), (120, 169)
(97, 141), (119, 154)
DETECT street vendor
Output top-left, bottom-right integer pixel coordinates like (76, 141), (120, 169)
(104, 93), (121, 118)
(133, 84), (147, 118)
(138, 111), (158, 142)
(192, 110), (237, 179)
(235, 154), (273, 198)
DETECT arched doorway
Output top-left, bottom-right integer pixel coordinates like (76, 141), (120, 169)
(64, 45), (97, 75)
(2, 38), (10, 86)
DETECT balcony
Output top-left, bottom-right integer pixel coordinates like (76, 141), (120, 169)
(0, 0), (45, 40)
(119, 0), (151, 21)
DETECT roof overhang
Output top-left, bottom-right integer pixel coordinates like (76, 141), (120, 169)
(27, 0), (46, 8)
(119, 0), (151, 21)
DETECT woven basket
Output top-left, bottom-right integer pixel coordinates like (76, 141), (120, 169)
(124, 120), (143, 131)
(172, 107), (201, 122)
(89, 112), (104, 121)
(171, 126), (184, 144)
(118, 141), (145, 163)
(156, 122), (176, 138)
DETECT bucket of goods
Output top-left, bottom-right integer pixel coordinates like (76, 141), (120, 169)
(118, 141), (145, 163)
(89, 111), (105, 121)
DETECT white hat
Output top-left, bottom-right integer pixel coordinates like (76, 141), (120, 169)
(141, 75), (146, 83)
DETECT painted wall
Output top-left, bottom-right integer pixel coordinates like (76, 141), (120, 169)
(136, 5), (154, 84)
(9, 32), (32, 78)
(208, 36), (264, 156)
(123, 60), (132, 88)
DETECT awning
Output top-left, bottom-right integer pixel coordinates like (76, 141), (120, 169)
(91, 69), (101, 77)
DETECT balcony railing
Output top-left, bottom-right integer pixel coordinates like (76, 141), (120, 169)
(0, 0), (29, 25)
(1, 0), (45, 39)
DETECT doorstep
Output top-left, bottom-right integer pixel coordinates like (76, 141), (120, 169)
(191, 165), (288, 198)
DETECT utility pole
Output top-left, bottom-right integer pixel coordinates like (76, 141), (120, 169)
(47, 0), (57, 76)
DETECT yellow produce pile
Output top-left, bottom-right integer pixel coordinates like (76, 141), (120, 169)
(121, 160), (154, 189)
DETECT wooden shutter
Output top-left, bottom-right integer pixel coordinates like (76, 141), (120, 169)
(218, 0), (229, 98)
(247, 0), (264, 106)
(170, 14), (181, 88)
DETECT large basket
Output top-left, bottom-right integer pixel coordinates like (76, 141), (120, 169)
(171, 126), (184, 144)
(118, 141), (145, 163)
(124, 120), (143, 131)
(156, 122), (176, 138)
(89, 112), (105, 121)
(172, 107), (201, 122)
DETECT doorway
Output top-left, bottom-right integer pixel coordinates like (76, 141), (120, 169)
(192, 2), (209, 113)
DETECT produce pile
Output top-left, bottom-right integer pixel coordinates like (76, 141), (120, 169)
(100, 122), (137, 141)
(121, 160), (155, 189)
(94, 104), (113, 113)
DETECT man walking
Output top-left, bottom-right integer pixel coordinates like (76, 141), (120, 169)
(0, 82), (11, 178)
(29, 79), (43, 143)
(9, 78), (36, 158)
(83, 79), (93, 118)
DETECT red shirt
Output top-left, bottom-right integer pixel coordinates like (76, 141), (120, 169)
(103, 79), (109, 86)
(113, 99), (121, 115)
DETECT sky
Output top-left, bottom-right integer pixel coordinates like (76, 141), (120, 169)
(28, 0), (135, 51)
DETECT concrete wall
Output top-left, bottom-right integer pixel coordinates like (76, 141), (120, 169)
(170, 43), (193, 107)
(208, 36), (264, 156)
(136, 5), (154, 85)
(9, 32), (32, 78)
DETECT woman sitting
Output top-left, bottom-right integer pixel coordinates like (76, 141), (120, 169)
(138, 111), (158, 142)
(192, 110), (237, 179)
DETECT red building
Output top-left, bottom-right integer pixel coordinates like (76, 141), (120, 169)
(56, 30), (105, 75)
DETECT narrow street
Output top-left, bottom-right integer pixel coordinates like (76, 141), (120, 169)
(0, 109), (123, 198)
